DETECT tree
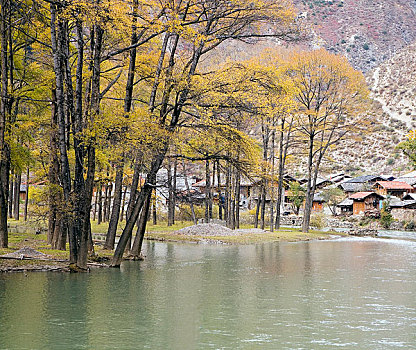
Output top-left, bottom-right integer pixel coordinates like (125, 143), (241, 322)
(397, 130), (416, 167)
(287, 181), (305, 215)
(285, 49), (369, 232)
(111, 0), (300, 266)
(321, 187), (344, 216)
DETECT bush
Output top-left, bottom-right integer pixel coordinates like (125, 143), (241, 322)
(359, 216), (373, 227)
(403, 221), (416, 230)
(310, 212), (325, 229)
(380, 209), (393, 228)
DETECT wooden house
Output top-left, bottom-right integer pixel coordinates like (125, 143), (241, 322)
(337, 198), (353, 215)
(349, 192), (384, 215)
(373, 181), (414, 199)
(339, 175), (386, 196)
(312, 193), (325, 211)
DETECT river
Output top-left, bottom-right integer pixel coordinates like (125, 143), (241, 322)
(1, 237), (415, 349)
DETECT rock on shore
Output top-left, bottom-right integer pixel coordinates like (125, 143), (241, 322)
(348, 228), (378, 237)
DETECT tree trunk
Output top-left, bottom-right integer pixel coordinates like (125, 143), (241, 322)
(172, 157), (177, 223)
(254, 192), (260, 228)
(302, 135), (314, 233)
(126, 157), (141, 221)
(48, 89), (61, 245)
(270, 130), (275, 232)
(217, 160), (222, 220)
(8, 175), (13, 218)
(167, 159), (174, 226)
(105, 163), (124, 250)
(152, 192), (157, 225)
(111, 147), (168, 267)
(13, 173), (21, 220)
(182, 160), (197, 224)
(235, 165), (240, 229)
(51, 3), (73, 260)
(275, 117), (293, 230)
(97, 183), (103, 224)
(93, 186), (98, 221)
(103, 182), (109, 222)
(205, 160), (211, 223)
(24, 167), (29, 221)
(120, 185), (127, 221)
(225, 160), (231, 227)
(105, 0), (139, 247)
(130, 192), (151, 258)
(0, 0), (10, 248)
(260, 184), (266, 230)
(275, 125), (285, 230)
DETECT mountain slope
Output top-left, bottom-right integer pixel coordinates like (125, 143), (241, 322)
(294, 0), (416, 71)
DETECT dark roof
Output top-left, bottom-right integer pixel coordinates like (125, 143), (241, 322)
(403, 193), (416, 201)
(345, 175), (385, 184)
(313, 193), (325, 202)
(338, 198), (353, 207)
(389, 198), (416, 208)
(395, 177), (416, 186)
(339, 182), (367, 192)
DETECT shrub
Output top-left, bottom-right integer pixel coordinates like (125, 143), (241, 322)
(310, 212), (325, 229)
(404, 221), (416, 230)
(380, 208), (393, 228)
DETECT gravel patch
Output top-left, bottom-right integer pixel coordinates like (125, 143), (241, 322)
(174, 224), (267, 236)
(1, 247), (51, 259)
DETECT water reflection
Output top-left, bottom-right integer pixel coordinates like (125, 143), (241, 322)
(0, 238), (415, 349)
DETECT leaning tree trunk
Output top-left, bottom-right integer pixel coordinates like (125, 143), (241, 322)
(105, 162), (124, 250)
(105, 2), (139, 247)
(111, 147), (168, 267)
(130, 192), (151, 259)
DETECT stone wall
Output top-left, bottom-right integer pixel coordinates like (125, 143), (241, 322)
(391, 208), (416, 222)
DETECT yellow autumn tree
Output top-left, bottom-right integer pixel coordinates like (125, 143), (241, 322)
(284, 48), (370, 232)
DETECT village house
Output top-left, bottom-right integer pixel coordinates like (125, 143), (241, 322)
(394, 176), (416, 187)
(312, 193), (325, 211)
(373, 181), (414, 199)
(338, 175), (386, 196)
(387, 195), (416, 222)
(337, 198), (353, 215)
(349, 191), (384, 215)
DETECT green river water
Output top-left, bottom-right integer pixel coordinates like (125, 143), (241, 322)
(0, 237), (415, 349)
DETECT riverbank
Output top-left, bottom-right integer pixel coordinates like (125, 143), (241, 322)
(145, 223), (346, 244)
(1, 220), (347, 272)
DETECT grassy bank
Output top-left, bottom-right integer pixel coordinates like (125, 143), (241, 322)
(145, 226), (345, 244)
